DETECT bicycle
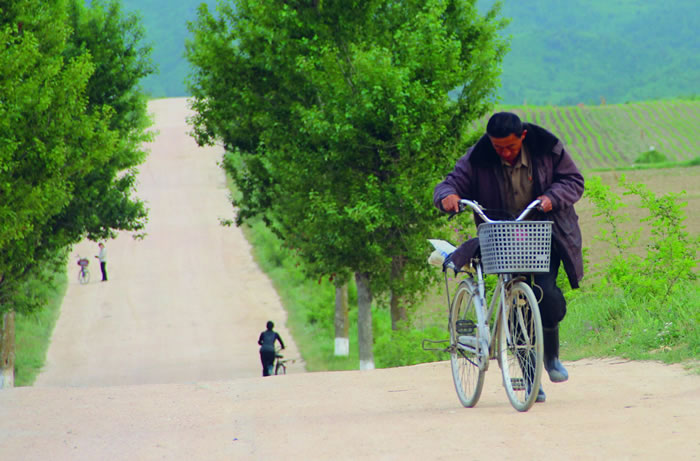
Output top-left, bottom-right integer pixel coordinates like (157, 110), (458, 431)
(77, 257), (90, 285)
(274, 348), (290, 375)
(425, 198), (550, 412)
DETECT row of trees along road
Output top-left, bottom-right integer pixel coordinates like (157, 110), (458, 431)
(186, 0), (508, 368)
(0, 0), (155, 387)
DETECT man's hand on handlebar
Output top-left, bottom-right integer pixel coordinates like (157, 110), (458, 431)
(536, 195), (552, 213)
(443, 193), (551, 216)
(441, 194), (461, 213)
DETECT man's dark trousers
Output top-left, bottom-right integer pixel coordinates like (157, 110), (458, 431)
(531, 245), (566, 329)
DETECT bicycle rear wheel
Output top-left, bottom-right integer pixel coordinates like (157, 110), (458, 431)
(498, 281), (543, 412)
(275, 360), (286, 375)
(78, 268), (90, 285)
(449, 280), (486, 408)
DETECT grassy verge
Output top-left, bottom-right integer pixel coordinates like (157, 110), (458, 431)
(561, 284), (699, 373)
(14, 271), (67, 386)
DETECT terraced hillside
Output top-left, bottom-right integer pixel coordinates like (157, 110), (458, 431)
(483, 99), (700, 170)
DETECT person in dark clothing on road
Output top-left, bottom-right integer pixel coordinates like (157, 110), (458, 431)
(258, 321), (285, 377)
(433, 112), (584, 403)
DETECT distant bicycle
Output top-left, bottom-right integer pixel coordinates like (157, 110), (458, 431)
(274, 348), (288, 375)
(77, 257), (90, 284)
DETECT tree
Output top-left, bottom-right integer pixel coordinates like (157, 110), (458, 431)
(186, 0), (507, 368)
(0, 0), (154, 387)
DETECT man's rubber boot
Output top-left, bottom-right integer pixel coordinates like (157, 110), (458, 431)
(537, 385), (546, 403)
(543, 326), (568, 383)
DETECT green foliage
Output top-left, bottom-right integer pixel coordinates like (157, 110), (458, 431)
(13, 259), (67, 386)
(374, 323), (449, 367)
(572, 174), (699, 360)
(60, 0), (154, 243)
(186, 0), (508, 318)
(622, 178), (698, 298)
(635, 149), (667, 164)
(1, 0), (100, 307)
(561, 282), (698, 364)
(0, 0), (153, 315)
(67, 0), (155, 136)
(586, 175), (697, 300)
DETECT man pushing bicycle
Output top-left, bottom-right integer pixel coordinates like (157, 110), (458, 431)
(433, 112), (584, 402)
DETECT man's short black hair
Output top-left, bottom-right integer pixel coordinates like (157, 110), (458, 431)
(486, 112), (524, 138)
(266, 321), (274, 330)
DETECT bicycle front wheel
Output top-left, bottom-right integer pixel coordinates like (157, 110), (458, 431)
(449, 280), (486, 408)
(78, 268), (90, 285)
(275, 361), (286, 375)
(498, 281), (543, 412)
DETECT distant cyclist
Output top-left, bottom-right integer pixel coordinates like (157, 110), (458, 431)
(258, 321), (285, 377)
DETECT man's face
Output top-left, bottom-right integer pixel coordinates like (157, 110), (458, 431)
(489, 130), (527, 164)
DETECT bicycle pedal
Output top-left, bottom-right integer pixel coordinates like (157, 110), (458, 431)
(456, 319), (476, 335)
(510, 377), (526, 391)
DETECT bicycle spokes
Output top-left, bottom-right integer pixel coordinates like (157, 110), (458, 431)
(499, 282), (544, 411)
(449, 280), (486, 408)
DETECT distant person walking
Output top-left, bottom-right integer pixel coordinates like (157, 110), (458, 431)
(258, 321), (284, 377)
(95, 242), (107, 282)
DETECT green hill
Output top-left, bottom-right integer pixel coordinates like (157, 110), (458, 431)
(480, 0), (700, 105)
(114, 0), (698, 104)
(484, 99), (700, 170)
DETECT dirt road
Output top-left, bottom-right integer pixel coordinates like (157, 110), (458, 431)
(0, 98), (697, 461)
(33, 97), (303, 387)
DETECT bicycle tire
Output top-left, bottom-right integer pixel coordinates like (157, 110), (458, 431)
(449, 280), (486, 408)
(275, 361), (286, 375)
(498, 281), (543, 412)
(78, 268), (90, 285)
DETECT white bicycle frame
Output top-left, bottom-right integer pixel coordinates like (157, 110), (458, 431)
(431, 199), (543, 371)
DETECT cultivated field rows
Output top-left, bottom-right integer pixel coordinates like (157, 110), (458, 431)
(489, 99), (700, 169)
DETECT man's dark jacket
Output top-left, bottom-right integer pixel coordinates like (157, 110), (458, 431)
(433, 123), (584, 289)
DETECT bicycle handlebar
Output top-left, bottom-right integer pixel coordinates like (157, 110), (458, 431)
(455, 199), (542, 223)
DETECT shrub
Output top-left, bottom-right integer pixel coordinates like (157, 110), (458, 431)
(635, 149), (667, 164)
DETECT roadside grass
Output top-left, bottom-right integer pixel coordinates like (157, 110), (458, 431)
(14, 271), (67, 386)
(561, 284), (699, 373)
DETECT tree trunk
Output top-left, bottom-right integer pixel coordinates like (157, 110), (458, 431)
(334, 280), (349, 357)
(0, 311), (15, 389)
(389, 290), (406, 331)
(390, 256), (407, 330)
(355, 271), (374, 370)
